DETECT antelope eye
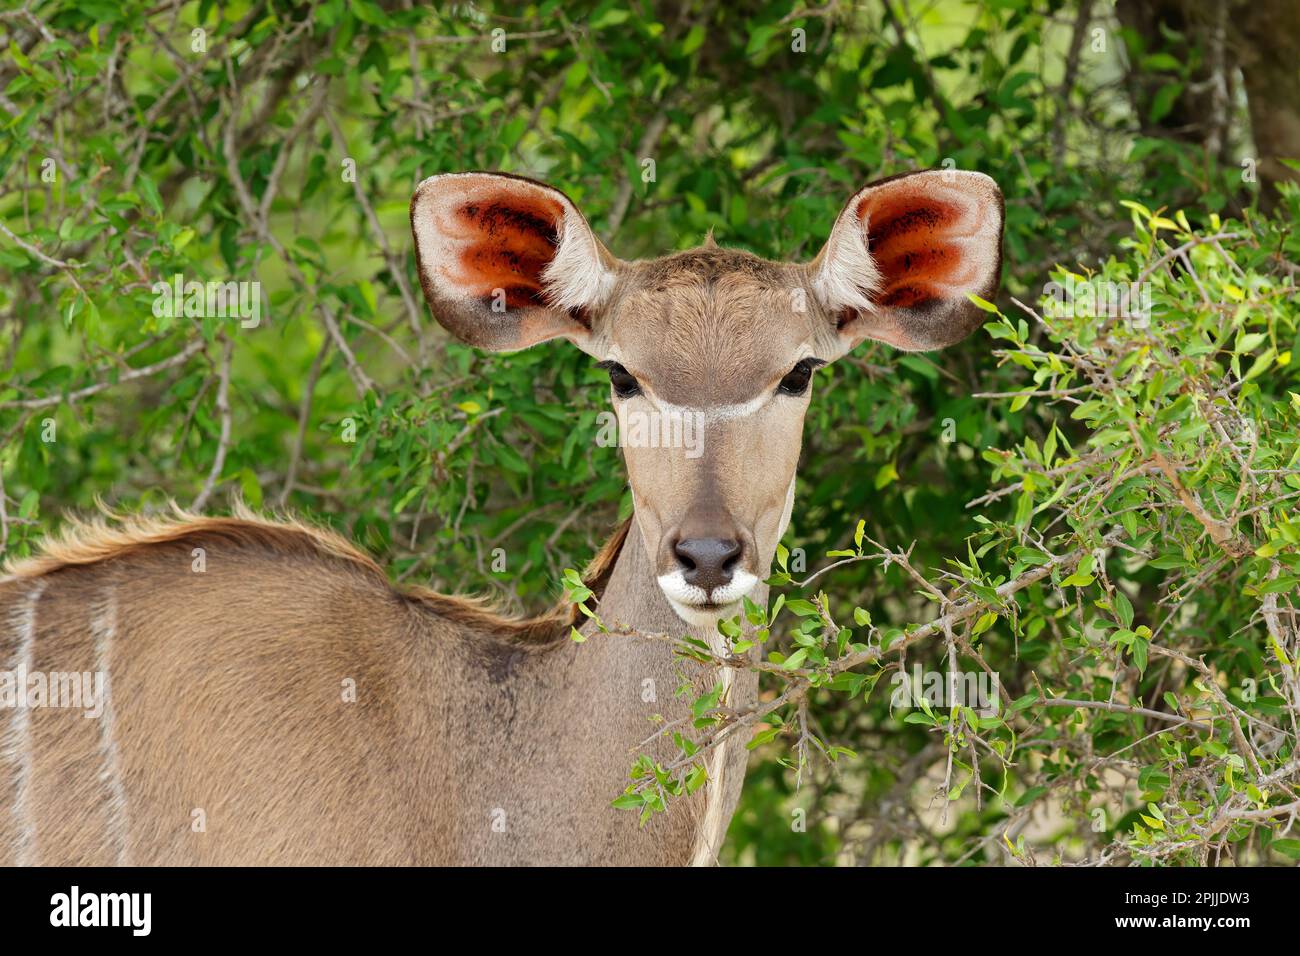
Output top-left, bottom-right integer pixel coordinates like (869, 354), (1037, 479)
(778, 358), (823, 396)
(598, 361), (642, 398)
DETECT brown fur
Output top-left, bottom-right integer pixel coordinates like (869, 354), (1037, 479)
(0, 507), (717, 866)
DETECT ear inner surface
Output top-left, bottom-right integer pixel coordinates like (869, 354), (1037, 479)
(813, 169), (1004, 353)
(858, 186), (984, 312)
(453, 192), (566, 310)
(410, 172), (616, 354)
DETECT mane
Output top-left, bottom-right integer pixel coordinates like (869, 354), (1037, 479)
(2, 501), (633, 646)
(2, 500), (385, 579)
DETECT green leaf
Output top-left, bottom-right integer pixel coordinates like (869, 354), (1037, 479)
(1150, 83), (1183, 123)
(679, 24), (706, 56)
(1113, 589), (1134, 628)
(1014, 786), (1048, 808)
(685, 765), (707, 793)
(784, 599), (820, 617)
(136, 174), (163, 215)
(874, 462), (899, 490)
(1271, 838), (1300, 860)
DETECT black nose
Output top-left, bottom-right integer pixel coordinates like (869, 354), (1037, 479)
(673, 538), (743, 592)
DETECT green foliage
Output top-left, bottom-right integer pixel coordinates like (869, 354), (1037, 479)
(1, 0), (1296, 865)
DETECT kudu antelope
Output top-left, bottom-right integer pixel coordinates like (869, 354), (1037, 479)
(0, 168), (1003, 866)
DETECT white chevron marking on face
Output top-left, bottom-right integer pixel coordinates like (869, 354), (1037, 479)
(603, 346), (817, 426)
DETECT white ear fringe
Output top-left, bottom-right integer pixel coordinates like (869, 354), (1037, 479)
(541, 213), (617, 312)
(810, 210), (881, 314)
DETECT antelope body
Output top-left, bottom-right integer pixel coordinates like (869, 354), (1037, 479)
(0, 168), (1002, 865)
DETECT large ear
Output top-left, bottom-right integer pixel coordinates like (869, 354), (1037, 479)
(409, 172), (620, 355)
(807, 169), (1003, 354)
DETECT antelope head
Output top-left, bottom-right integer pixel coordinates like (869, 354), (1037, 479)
(410, 169), (1003, 627)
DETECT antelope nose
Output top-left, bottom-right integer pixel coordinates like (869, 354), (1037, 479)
(673, 538), (743, 592)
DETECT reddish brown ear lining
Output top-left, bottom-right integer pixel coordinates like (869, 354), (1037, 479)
(450, 195), (564, 308)
(459, 198), (561, 239)
(859, 193), (977, 310)
(880, 285), (937, 310)
(858, 196), (959, 242)
(457, 247), (551, 309)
